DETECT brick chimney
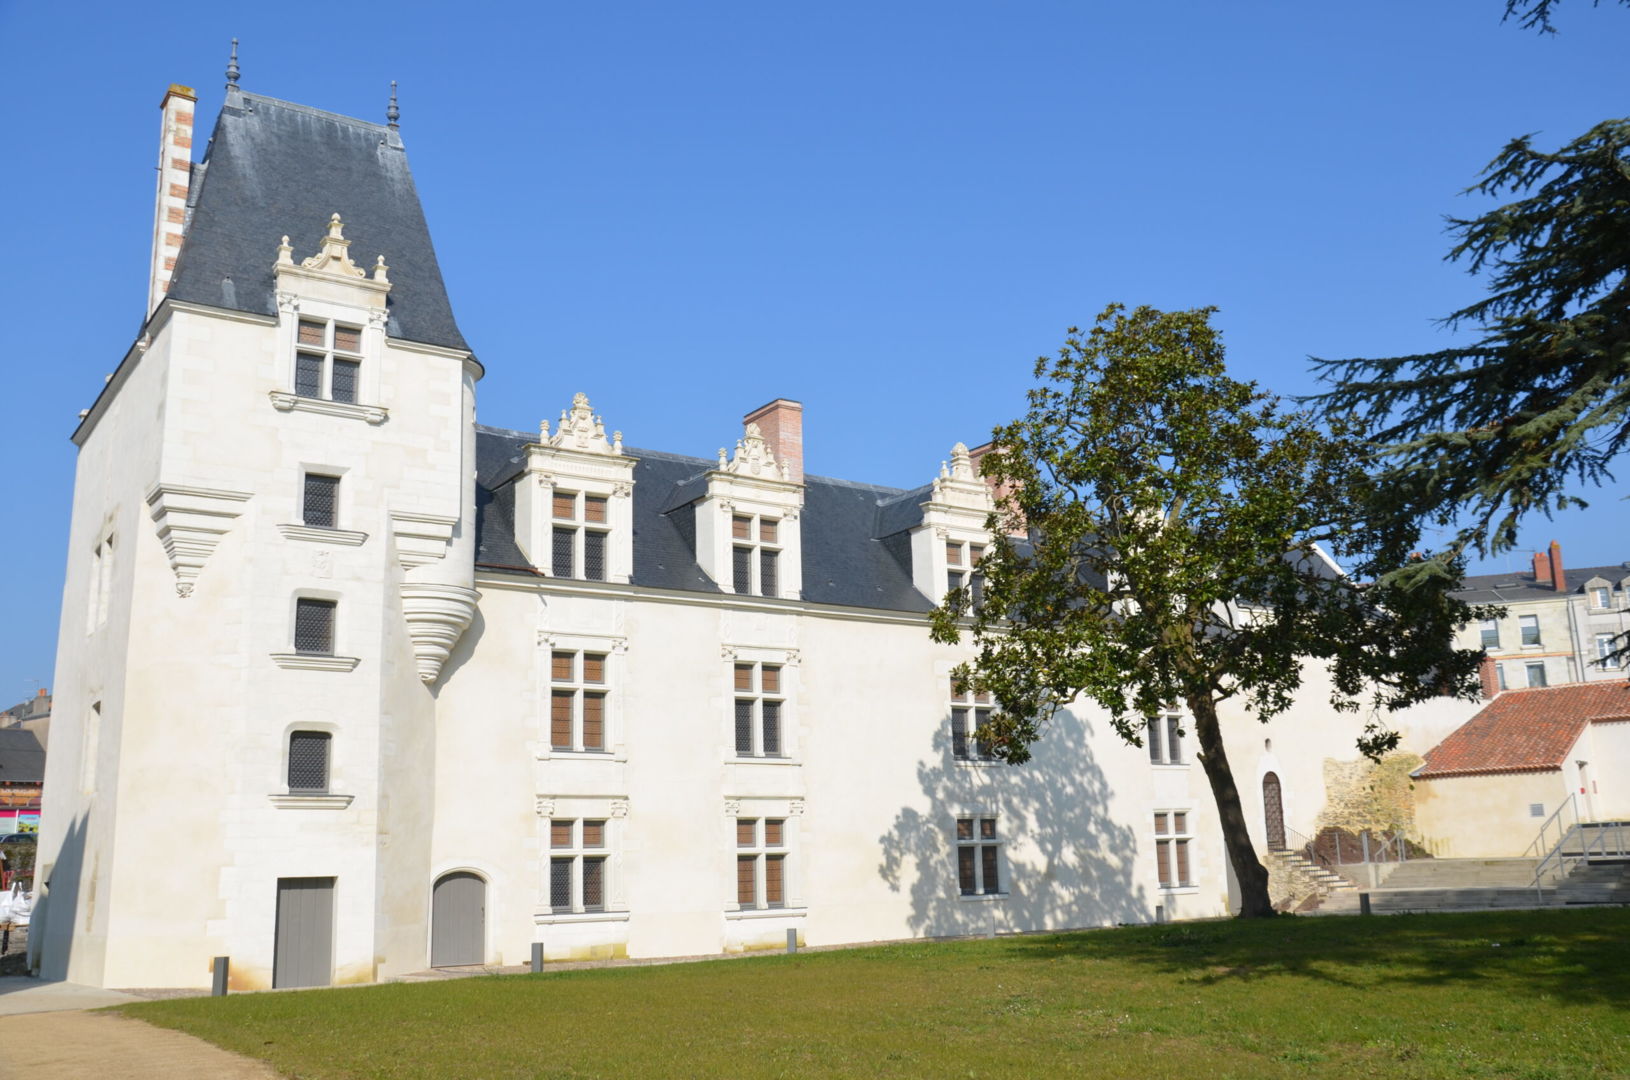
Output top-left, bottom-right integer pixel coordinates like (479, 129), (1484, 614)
(742, 399), (803, 484)
(1548, 540), (1565, 593)
(1478, 655), (1500, 700)
(1532, 551), (1551, 588)
(148, 84), (197, 316)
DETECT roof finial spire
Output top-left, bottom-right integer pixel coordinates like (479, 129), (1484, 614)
(226, 38), (240, 88)
(387, 80), (400, 128)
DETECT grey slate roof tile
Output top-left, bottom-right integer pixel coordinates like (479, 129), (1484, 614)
(1452, 563), (1630, 605)
(167, 92), (469, 353)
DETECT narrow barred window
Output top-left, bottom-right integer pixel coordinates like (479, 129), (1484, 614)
(293, 598), (336, 655)
(733, 547), (752, 593)
(295, 353), (324, 398)
(761, 700), (782, 755)
(550, 858), (572, 909)
(330, 359), (359, 403)
(759, 549), (778, 597)
(584, 530), (607, 581)
(287, 731), (330, 793)
(552, 527), (575, 578)
(582, 858), (606, 911)
(735, 700), (754, 755)
(302, 474), (339, 529)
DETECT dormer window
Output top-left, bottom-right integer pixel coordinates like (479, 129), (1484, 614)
(295, 319), (362, 403)
(551, 491), (610, 581)
(731, 514), (781, 598)
(1591, 586), (1612, 609)
(946, 541), (985, 606)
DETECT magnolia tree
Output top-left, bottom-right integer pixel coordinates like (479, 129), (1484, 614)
(930, 304), (1486, 918)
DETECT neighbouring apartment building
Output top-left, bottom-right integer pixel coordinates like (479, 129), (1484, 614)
(1454, 541), (1630, 693)
(34, 66), (1475, 990)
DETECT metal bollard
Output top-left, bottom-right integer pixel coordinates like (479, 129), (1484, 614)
(530, 942), (544, 973)
(1359, 892), (1372, 916)
(786, 928), (798, 954)
(211, 956), (229, 997)
(1155, 904), (1165, 924)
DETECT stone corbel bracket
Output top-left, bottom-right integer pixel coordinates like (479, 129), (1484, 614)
(400, 582), (479, 683)
(391, 511), (458, 570)
(146, 483), (254, 597)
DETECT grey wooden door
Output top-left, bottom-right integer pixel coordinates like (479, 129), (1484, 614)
(1263, 772), (1286, 851)
(273, 877), (335, 989)
(431, 872), (485, 967)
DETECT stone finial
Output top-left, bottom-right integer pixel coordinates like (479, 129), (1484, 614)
(540, 392), (620, 454)
(948, 442), (975, 481)
(387, 81), (400, 127)
(373, 255), (390, 283)
(723, 422), (789, 480)
(276, 235), (293, 265)
(297, 213), (367, 278)
(226, 38), (240, 87)
(931, 440), (992, 509)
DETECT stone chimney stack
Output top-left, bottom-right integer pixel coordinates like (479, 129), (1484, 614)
(742, 399), (803, 485)
(1478, 655), (1500, 700)
(1532, 551), (1551, 588)
(148, 84), (197, 316)
(1548, 539), (1565, 593)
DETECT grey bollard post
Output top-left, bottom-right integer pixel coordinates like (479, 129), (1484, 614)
(211, 956), (229, 997)
(786, 928), (798, 954)
(1359, 892), (1372, 916)
(530, 942), (544, 973)
(1155, 904), (1165, 924)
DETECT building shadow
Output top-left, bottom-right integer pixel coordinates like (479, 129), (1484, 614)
(877, 708), (1150, 938)
(13, 812), (86, 986)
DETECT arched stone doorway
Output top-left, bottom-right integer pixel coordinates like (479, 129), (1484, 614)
(1262, 772), (1286, 851)
(431, 871), (486, 967)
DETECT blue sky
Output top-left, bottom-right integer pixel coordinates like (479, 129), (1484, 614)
(1, 2), (1625, 701)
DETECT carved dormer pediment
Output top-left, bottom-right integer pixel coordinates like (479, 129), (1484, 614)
(273, 214), (391, 300)
(929, 442), (991, 513)
(718, 423), (790, 482)
(540, 392), (624, 456)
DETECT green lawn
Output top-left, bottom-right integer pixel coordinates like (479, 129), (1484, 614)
(121, 909), (1630, 1079)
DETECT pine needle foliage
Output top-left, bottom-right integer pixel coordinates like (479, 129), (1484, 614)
(1311, 119), (1630, 576)
(931, 304), (1486, 917)
(1503, 0), (1629, 33)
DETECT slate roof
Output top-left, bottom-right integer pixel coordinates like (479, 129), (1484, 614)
(167, 91), (468, 352)
(1415, 683), (1630, 778)
(0, 728), (46, 786)
(1452, 563), (1630, 605)
(473, 426), (935, 613)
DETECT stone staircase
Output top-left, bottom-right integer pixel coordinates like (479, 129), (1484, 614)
(1311, 857), (1630, 915)
(1264, 849), (1354, 911)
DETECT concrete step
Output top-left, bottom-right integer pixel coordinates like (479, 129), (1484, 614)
(1315, 886), (1557, 916)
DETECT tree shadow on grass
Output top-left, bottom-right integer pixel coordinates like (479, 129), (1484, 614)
(999, 906), (1630, 1006)
(877, 709), (1152, 939)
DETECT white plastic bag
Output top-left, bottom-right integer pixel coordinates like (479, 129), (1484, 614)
(0, 886), (12, 925)
(7, 883), (30, 927)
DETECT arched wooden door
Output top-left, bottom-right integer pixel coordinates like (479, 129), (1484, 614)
(431, 871), (486, 967)
(1262, 772), (1286, 851)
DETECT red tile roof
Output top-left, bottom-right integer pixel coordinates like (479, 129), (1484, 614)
(1416, 682), (1630, 779)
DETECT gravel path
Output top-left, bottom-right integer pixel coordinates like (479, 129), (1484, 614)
(0, 1010), (282, 1079)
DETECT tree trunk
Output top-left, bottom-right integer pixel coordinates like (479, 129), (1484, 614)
(1186, 690), (1276, 918)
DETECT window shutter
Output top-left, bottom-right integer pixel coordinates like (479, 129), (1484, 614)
(949, 676), (965, 703)
(981, 845), (999, 894)
(553, 492), (576, 519)
(582, 654), (606, 684)
(980, 818), (997, 840)
(970, 544), (985, 566)
(550, 858), (573, 909)
(287, 731), (330, 793)
(737, 856), (757, 906)
(550, 821), (573, 848)
(734, 701), (754, 755)
(1166, 716), (1182, 764)
(1154, 813), (1168, 835)
(302, 474), (339, 529)
(761, 700), (781, 756)
(764, 819), (783, 846)
(759, 550), (778, 597)
(958, 846), (976, 894)
(734, 664), (753, 692)
(1174, 839), (1190, 887)
(765, 854), (785, 906)
(551, 652), (574, 681)
(1172, 812), (1187, 834)
(332, 325), (362, 352)
(732, 547), (751, 593)
(582, 820), (605, 848)
(581, 693), (605, 750)
(732, 516), (751, 540)
(550, 691), (573, 749)
(737, 819), (756, 847)
(760, 666), (779, 694)
(583, 530), (607, 581)
(298, 320), (326, 346)
(330, 359), (359, 403)
(584, 495), (608, 524)
(1156, 839), (1171, 887)
(956, 818), (973, 841)
(759, 518), (778, 543)
(551, 527), (575, 577)
(295, 353), (324, 398)
(951, 708), (968, 758)
(293, 598), (336, 655)
(946, 542), (962, 566)
(582, 857), (606, 910)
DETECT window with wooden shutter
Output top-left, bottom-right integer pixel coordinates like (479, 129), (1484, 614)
(1147, 712), (1186, 766)
(582, 820), (605, 848)
(547, 817), (619, 914)
(732, 661), (787, 758)
(1154, 809), (1193, 889)
(760, 666), (779, 694)
(732, 516), (751, 540)
(293, 598), (336, 655)
(552, 652), (574, 681)
(551, 692), (573, 750)
(582, 654), (605, 684)
(551, 821), (573, 848)
(737, 856), (757, 906)
(584, 496), (608, 524)
(954, 815), (1002, 896)
(582, 693), (605, 750)
(981, 846), (999, 894)
(724, 512), (783, 596)
(946, 542), (962, 566)
(289, 319), (366, 403)
(734, 664), (753, 692)
(332, 325), (362, 353)
(298, 320), (325, 346)
(759, 519), (778, 543)
(737, 819), (757, 847)
(764, 819), (783, 846)
(765, 855), (785, 906)
(553, 491), (577, 519)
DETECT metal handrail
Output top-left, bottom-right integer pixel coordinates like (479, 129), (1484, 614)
(1529, 793), (1582, 894)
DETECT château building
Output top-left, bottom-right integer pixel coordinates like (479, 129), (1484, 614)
(34, 65), (1473, 990)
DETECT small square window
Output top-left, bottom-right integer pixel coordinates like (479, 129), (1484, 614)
(293, 598), (336, 655)
(287, 731), (331, 793)
(1530, 803), (1545, 818)
(302, 474), (339, 529)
